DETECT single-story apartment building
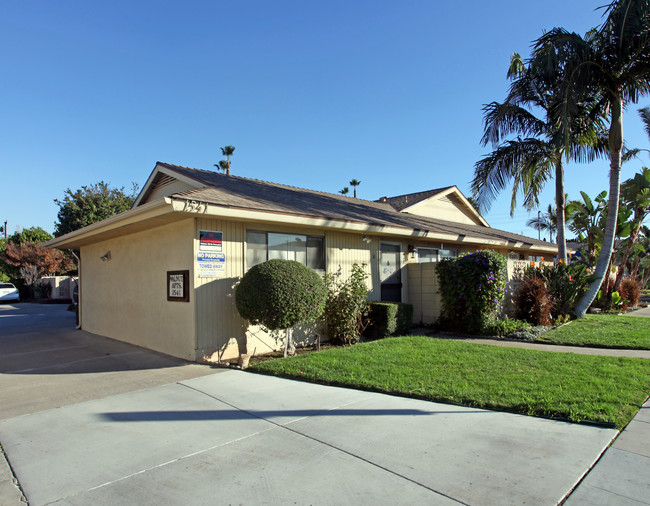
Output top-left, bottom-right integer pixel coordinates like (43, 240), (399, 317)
(46, 162), (557, 362)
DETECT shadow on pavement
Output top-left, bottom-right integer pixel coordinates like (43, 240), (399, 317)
(98, 407), (483, 422)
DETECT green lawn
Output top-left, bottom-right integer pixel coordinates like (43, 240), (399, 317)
(537, 314), (650, 349)
(250, 336), (650, 429)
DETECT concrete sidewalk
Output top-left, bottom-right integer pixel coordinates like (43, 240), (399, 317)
(0, 370), (617, 505)
(565, 397), (650, 505)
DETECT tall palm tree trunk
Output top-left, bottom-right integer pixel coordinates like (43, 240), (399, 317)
(555, 160), (567, 262)
(575, 97), (623, 317)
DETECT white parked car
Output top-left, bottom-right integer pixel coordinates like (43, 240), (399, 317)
(0, 282), (20, 302)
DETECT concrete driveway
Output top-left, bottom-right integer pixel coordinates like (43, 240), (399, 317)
(0, 304), (620, 505)
(0, 303), (219, 419)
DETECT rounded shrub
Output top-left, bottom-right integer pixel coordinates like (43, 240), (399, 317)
(436, 250), (508, 334)
(516, 276), (553, 326)
(235, 259), (327, 330)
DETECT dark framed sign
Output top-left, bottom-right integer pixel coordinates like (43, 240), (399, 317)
(199, 230), (223, 252)
(167, 270), (190, 302)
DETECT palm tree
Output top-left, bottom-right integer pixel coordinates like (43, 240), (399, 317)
(526, 204), (558, 242)
(339, 187), (350, 196)
(629, 225), (650, 287)
(472, 53), (606, 263)
(567, 190), (608, 264)
(213, 160), (229, 173)
(220, 145), (235, 175)
(532, 0), (650, 316)
(349, 179), (361, 198)
(613, 167), (650, 290)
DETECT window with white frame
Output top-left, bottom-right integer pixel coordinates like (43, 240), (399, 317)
(246, 231), (325, 270)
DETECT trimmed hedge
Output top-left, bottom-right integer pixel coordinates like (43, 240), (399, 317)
(364, 302), (414, 340)
(235, 259), (326, 330)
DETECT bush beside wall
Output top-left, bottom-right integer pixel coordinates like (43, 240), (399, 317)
(436, 250), (508, 334)
(364, 302), (414, 340)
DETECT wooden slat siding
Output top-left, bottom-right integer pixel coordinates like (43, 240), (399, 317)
(193, 217), (246, 361)
(407, 263), (441, 325)
(192, 223), (379, 359)
(325, 230), (377, 300)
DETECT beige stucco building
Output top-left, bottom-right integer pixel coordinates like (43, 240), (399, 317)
(46, 162), (557, 362)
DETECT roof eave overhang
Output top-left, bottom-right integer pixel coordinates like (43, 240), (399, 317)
(168, 197), (557, 253)
(131, 162), (206, 208)
(45, 198), (176, 249)
(44, 191), (556, 254)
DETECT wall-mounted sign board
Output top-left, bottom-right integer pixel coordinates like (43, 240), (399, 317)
(197, 252), (226, 278)
(199, 230), (223, 252)
(167, 270), (190, 302)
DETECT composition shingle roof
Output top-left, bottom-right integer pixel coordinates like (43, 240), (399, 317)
(158, 162), (553, 249)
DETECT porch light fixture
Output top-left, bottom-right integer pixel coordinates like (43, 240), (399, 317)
(100, 251), (112, 262)
(362, 234), (371, 244)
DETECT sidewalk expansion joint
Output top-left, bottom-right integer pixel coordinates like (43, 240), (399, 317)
(179, 382), (469, 505)
(46, 425), (277, 504)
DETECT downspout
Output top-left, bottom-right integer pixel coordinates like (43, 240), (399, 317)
(70, 249), (82, 329)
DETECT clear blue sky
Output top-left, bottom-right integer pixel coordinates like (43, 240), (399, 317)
(1, 1), (648, 238)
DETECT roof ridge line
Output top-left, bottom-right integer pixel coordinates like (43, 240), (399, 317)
(158, 161), (389, 206)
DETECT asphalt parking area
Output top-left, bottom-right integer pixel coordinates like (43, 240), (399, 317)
(0, 303), (220, 419)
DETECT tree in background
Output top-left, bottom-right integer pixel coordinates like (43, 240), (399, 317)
(613, 167), (650, 290)
(8, 227), (52, 245)
(4, 242), (74, 298)
(531, 0), (650, 317)
(0, 226), (54, 281)
(628, 225), (650, 288)
(526, 204), (558, 242)
(214, 160), (229, 174)
(567, 190), (608, 264)
(349, 179), (361, 198)
(54, 181), (139, 237)
(339, 187), (349, 195)
(220, 145), (235, 175)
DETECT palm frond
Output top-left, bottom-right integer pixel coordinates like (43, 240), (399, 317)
(639, 106), (650, 139)
(481, 102), (548, 147)
(471, 138), (554, 214)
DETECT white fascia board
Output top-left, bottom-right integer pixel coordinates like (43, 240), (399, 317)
(45, 198), (173, 249)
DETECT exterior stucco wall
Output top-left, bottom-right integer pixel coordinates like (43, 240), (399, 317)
(80, 219), (196, 360)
